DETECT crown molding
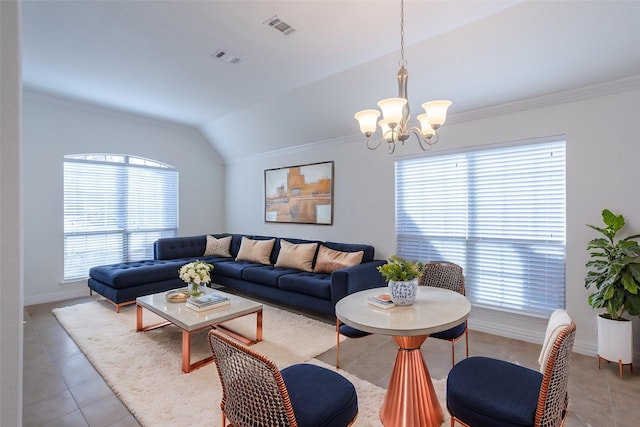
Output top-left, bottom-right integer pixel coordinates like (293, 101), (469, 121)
(448, 75), (640, 124)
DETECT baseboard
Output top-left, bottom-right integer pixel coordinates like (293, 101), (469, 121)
(24, 286), (90, 306)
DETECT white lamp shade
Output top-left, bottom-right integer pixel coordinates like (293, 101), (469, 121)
(354, 109), (380, 135)
(416, 114), (435, 137)
(378, 120), (393, 141)
(377, 98), (407, 124)
(421, 100), (452, 128)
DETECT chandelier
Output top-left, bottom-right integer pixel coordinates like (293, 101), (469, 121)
(354, 0), (452, 154)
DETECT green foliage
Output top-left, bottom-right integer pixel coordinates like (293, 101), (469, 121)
(377, 255), (425, 282)
(585, 209), (640, 320)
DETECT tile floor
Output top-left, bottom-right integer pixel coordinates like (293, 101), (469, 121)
(24, 293), (639, 427)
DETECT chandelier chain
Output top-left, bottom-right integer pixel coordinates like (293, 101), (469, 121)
(399, 0), (406, 67)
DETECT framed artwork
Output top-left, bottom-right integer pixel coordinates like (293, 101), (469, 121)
(264, 161), (334, 225)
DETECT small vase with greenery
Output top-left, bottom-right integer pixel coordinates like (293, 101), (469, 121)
(377, 255), (425, 306)
(585, 209), (640, 320)
(377, 255), (426, 282)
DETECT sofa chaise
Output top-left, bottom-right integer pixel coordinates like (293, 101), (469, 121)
(88, 233), (386, 316)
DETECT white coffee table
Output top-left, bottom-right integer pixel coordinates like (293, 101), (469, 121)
(136, 288), (263, 373)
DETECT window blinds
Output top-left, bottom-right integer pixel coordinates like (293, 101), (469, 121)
(63, 155), (178, 281)
(396, 140), (566, 317)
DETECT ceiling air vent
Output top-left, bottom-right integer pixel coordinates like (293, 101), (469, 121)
(212, 49), (241, 65)
(264, 15), (296, 36)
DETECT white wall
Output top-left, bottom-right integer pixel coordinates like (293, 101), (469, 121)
(1, 0), (23, 425)
(22, 91), (226, 304)
(225, 84), (640, 360)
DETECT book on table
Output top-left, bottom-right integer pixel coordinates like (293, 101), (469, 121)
(367, 293), (394, 309)
(186, 292), (231, 311)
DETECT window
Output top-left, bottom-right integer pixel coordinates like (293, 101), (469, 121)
(396, 139), (566, 317)
(64, 154), (178, 281)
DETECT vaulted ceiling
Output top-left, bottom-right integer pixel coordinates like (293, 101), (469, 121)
(21, 1), (640, 161)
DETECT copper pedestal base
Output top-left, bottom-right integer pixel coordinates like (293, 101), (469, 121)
(380, 335), (444, 427)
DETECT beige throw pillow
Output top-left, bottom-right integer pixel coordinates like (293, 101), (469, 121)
(235, 237), (275, 265)
(314, 245), (364, 274)
(274, 240), (318, 272)
(203, 235), (232, 257)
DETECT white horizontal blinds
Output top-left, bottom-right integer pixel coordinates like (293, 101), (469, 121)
(64, 155), (178, 281)
(396, 154), (468, 265)
(396, 140), (566, 317)
(466, 142), (566, 315)
(126, 165), (179, 260)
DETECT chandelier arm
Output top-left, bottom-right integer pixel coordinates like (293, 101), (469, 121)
(407, 127), (439, 151)
(366, 136), (385, 151)
(388, 141), (396, 154)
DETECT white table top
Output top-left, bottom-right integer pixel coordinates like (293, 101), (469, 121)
(136, 288), (263, 332)
(335, 287), (471, 336)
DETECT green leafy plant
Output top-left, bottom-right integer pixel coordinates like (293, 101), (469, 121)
(585, 209), (640, 320)
(377, 255), (425, 282)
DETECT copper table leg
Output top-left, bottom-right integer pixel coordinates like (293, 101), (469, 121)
(380, 335), (443, 427)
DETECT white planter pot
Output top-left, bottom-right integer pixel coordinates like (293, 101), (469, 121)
(597, 315), (633, 364)
(388, 278), (419, 306)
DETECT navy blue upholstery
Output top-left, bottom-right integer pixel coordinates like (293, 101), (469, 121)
(431, 321), (467, 341)
(282, 363), (358, 427)
(88, 233), (386, 315)
(339, 324), (371, 339)
(242, 265), (301, 287)
(212, 260), (263, 280)
(278, 272), (332, 300)
(89, 260), (184, 289)
(447, 356), (542, 427)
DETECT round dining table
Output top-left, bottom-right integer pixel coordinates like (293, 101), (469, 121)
(335, 286), (471, 427)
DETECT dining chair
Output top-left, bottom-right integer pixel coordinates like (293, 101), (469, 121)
(419, 261), (468, 366)
(446, 309), (576, 427)
(208, 329), (359, 427)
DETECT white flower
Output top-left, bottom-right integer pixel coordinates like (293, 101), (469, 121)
(179, 260), (213, 285)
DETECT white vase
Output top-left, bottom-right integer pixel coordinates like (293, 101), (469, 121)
(597, 314), (633, 364)
(388, 278), (419, 306)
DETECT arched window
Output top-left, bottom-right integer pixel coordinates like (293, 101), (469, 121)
(63, 154), (178, 281)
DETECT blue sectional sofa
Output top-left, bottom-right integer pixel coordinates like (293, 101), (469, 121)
(88, 233), (386, 316)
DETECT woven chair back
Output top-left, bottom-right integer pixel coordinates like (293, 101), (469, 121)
(535, 322), (577, 427)
(419, 261), (465, 295)
(208, 330), (297, 427)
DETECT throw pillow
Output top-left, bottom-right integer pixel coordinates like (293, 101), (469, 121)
(314, 245), (364, 274)
(235, 237), (275, 265)
(274, 239), (318, 272)
(203, 235), (232, 257)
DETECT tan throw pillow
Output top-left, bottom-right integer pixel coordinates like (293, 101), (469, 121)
(314, 245), (364, 274)
(235, 237), (275, 265)
(203, 235), (232, 257)
(274, 239), (318, 272)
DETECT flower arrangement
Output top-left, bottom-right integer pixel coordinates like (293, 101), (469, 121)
(377, 255), (425, 282)
(179, 260), (214, 295)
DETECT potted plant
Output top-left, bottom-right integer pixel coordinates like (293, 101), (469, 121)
(377, 255), (425, 305)
(585, 208), (640, 376)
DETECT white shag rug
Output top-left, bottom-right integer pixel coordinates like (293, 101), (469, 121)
(53, 300), (447, 426)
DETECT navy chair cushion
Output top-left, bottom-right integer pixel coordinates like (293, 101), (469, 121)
(281, 363), (358, 427)
(339, 324), (371, 339)
(430, 321), (466, 340)
(447, 356), (542, 427)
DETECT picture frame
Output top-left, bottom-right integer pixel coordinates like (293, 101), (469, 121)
(264, 161), (334, 225)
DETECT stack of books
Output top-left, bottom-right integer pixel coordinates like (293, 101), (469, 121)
(367, 293), (394, 309)
(186, 292), (231, 312)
